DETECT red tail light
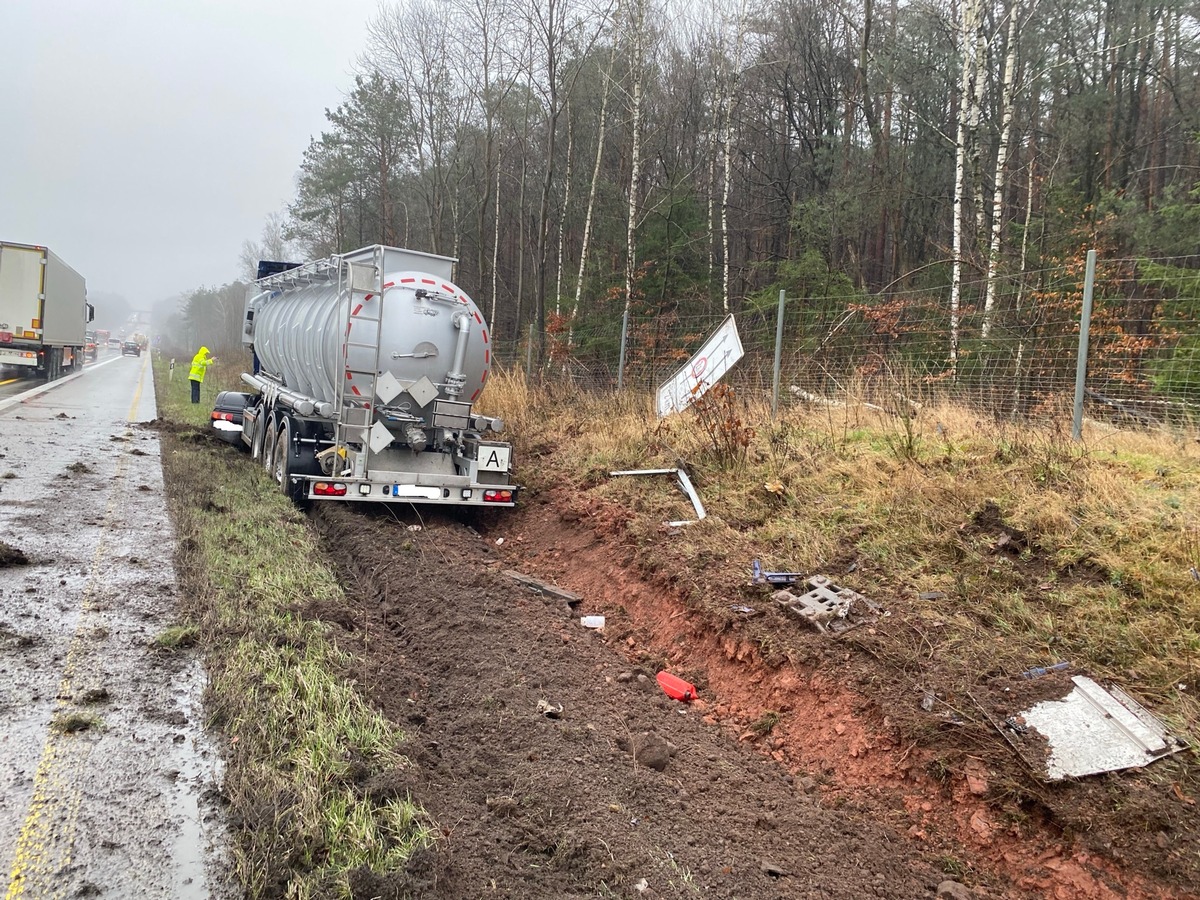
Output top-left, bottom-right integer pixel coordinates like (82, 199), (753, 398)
(313, 482), (347, 497)
(482, 489), (513, 503)
(210, 412), (235, 421)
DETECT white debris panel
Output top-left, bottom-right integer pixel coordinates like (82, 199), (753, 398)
(1021, 675), (1186, 780)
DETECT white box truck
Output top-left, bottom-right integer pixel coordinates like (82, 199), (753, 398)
(0, 241), (93, 379)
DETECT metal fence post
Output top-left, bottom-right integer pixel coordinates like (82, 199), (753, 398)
(525, 324), (534, 375)
(1072, 249), (1097, 441)
(617, 306), (630, 391)
(772, 289), (786, 417)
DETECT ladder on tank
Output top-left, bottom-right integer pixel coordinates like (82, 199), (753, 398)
(333, 247), (386, 480)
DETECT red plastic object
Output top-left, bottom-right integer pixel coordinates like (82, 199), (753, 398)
(656, 671), (697, 702)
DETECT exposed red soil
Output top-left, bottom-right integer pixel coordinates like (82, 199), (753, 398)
(488, 487), (1198, 900)
(297, 477), (1199, 899)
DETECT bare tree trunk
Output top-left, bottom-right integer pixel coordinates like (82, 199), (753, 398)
(718, 0), (748, 314)
(556, 98), (573, 319)
(624, 0), (647, 330)
(982, 5), (1021, 339)
(949, 0), (982, 376)
(572, 40), (619, 346)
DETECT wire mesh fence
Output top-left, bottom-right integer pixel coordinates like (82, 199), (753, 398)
(492, 255), (1200, 428)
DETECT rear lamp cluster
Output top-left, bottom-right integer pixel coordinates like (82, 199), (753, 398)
(313, 482), (348, 497)
(211, 412), (236, 421)
(482, 489), (513, 503)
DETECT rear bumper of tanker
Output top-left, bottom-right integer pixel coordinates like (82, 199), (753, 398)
(291, 475), (517, 507)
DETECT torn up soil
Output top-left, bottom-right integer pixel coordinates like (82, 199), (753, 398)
(0, 540), (29, 567)
(310, 504), (943, 899)
(301, 486), (1198, 900)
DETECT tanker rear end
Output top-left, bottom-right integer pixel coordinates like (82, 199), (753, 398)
(235, 245), (517, 507)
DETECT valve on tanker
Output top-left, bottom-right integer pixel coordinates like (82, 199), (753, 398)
(404, 425), (428, 453)
(471, 414), (505, 434)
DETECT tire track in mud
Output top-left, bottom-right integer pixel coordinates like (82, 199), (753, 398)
(308, 503), (947, 899)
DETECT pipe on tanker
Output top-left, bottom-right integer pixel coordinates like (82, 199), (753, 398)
(445, 311), (471, 399)
(241, 372), (326, 417)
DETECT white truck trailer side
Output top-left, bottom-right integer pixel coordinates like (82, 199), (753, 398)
(0, 242), (93, 378)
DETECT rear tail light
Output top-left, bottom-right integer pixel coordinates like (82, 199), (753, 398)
(210, 412), (235, 421)
(482, 489), (513, 503)
(313, 482), (347, 497)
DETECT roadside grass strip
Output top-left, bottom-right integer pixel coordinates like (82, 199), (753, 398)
(152, 357), (434, 898)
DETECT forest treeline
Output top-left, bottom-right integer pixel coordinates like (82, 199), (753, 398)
(176, 0), (1200, 408)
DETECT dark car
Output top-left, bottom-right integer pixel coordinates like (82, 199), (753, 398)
(211, 391), (252, 445)
(121, 340), (141, 357)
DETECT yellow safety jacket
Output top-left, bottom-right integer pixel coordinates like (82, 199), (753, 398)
(189, 347), (214, 382)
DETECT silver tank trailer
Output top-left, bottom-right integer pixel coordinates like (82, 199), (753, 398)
(247, 246), (491, 417)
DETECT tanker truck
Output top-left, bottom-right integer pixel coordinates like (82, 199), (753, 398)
(232, 244), (517, 507)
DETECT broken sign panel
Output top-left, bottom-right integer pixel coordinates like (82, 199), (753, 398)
(1021, 675), (1186, 780)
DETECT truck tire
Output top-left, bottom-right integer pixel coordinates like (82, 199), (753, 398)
(273, 417), (299, 500)
(249, 409), (265, 461)
(262, 412), (279, 474)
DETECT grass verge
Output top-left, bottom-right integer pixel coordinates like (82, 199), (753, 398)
(151, 356), (434, 899)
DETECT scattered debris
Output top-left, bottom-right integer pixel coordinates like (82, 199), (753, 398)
(609, 467), (706, 526)
(772, 575), (884, 634)
(535, 699), (563, 719)
(503, 569), (582, 606)
(0, 540), (30, 568)
(634, 877), (650, 893)
(1017, 675), (1186, 779)
(406, 524), (422, 532)
(750, 559), (804, 586)
(656, 671), (696, 702)
(918, 591), (946, 601)
(580, 615), (606, 629)
(66, 461), (93, 474)
(728, 604), (759, 617)
(760, 860), (788, 878)
(656, 314), (744, 417)
(616, 732), (677, 771)
(1020, 661), (1070, 679)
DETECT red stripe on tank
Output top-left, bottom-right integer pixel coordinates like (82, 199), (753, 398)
(470, 389), (481, 402)
(400, 277), (415, 283)
(485, 349), (490, 363)
(351, 385), (362, 396)
(352, 304), (363, 316)
(481, 330), (488, 343)
(383, 281), (394, 288)
(421, 278), (435, 285)
(480, 370), (488, 384)
(473, 311), (482, 323)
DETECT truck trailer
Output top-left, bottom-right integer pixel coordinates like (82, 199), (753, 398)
(0, 242), (93, 378)
(227, 244), (517, 507)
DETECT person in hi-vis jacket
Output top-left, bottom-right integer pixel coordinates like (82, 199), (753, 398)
(188, 346), (216, 404)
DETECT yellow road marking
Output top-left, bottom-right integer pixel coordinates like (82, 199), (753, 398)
(5, 367), (151, 898)
(0, 378), (17, 386)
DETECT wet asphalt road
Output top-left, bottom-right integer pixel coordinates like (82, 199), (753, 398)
(0, 353), (232, 898)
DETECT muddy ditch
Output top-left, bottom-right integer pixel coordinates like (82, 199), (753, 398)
(478, 488), (1199, 899)
(307, 503), (948, 899)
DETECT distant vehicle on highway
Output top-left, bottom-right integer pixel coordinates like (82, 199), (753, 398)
(108, 337), (121, 348)
(121, 340), (141, 357)
(0, 241), (93, 379)
(84, 331), (97, 361)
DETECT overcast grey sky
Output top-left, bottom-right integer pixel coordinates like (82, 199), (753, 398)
(1, 0), (380, 312)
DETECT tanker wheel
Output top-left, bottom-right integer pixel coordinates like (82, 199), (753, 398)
(273, 417), (305, 502)
(262, 413), (279, 474)
(249, 408), (266, 461)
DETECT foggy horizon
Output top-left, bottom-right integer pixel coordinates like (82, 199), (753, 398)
(0, 0), (381, 316)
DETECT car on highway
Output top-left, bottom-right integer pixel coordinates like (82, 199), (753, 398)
(210, 391), (252, 445)
(121, 340), (141, 357)
(84, 331), (97, 361)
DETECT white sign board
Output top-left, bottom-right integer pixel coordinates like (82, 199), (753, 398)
(656, 315), (744, 417)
